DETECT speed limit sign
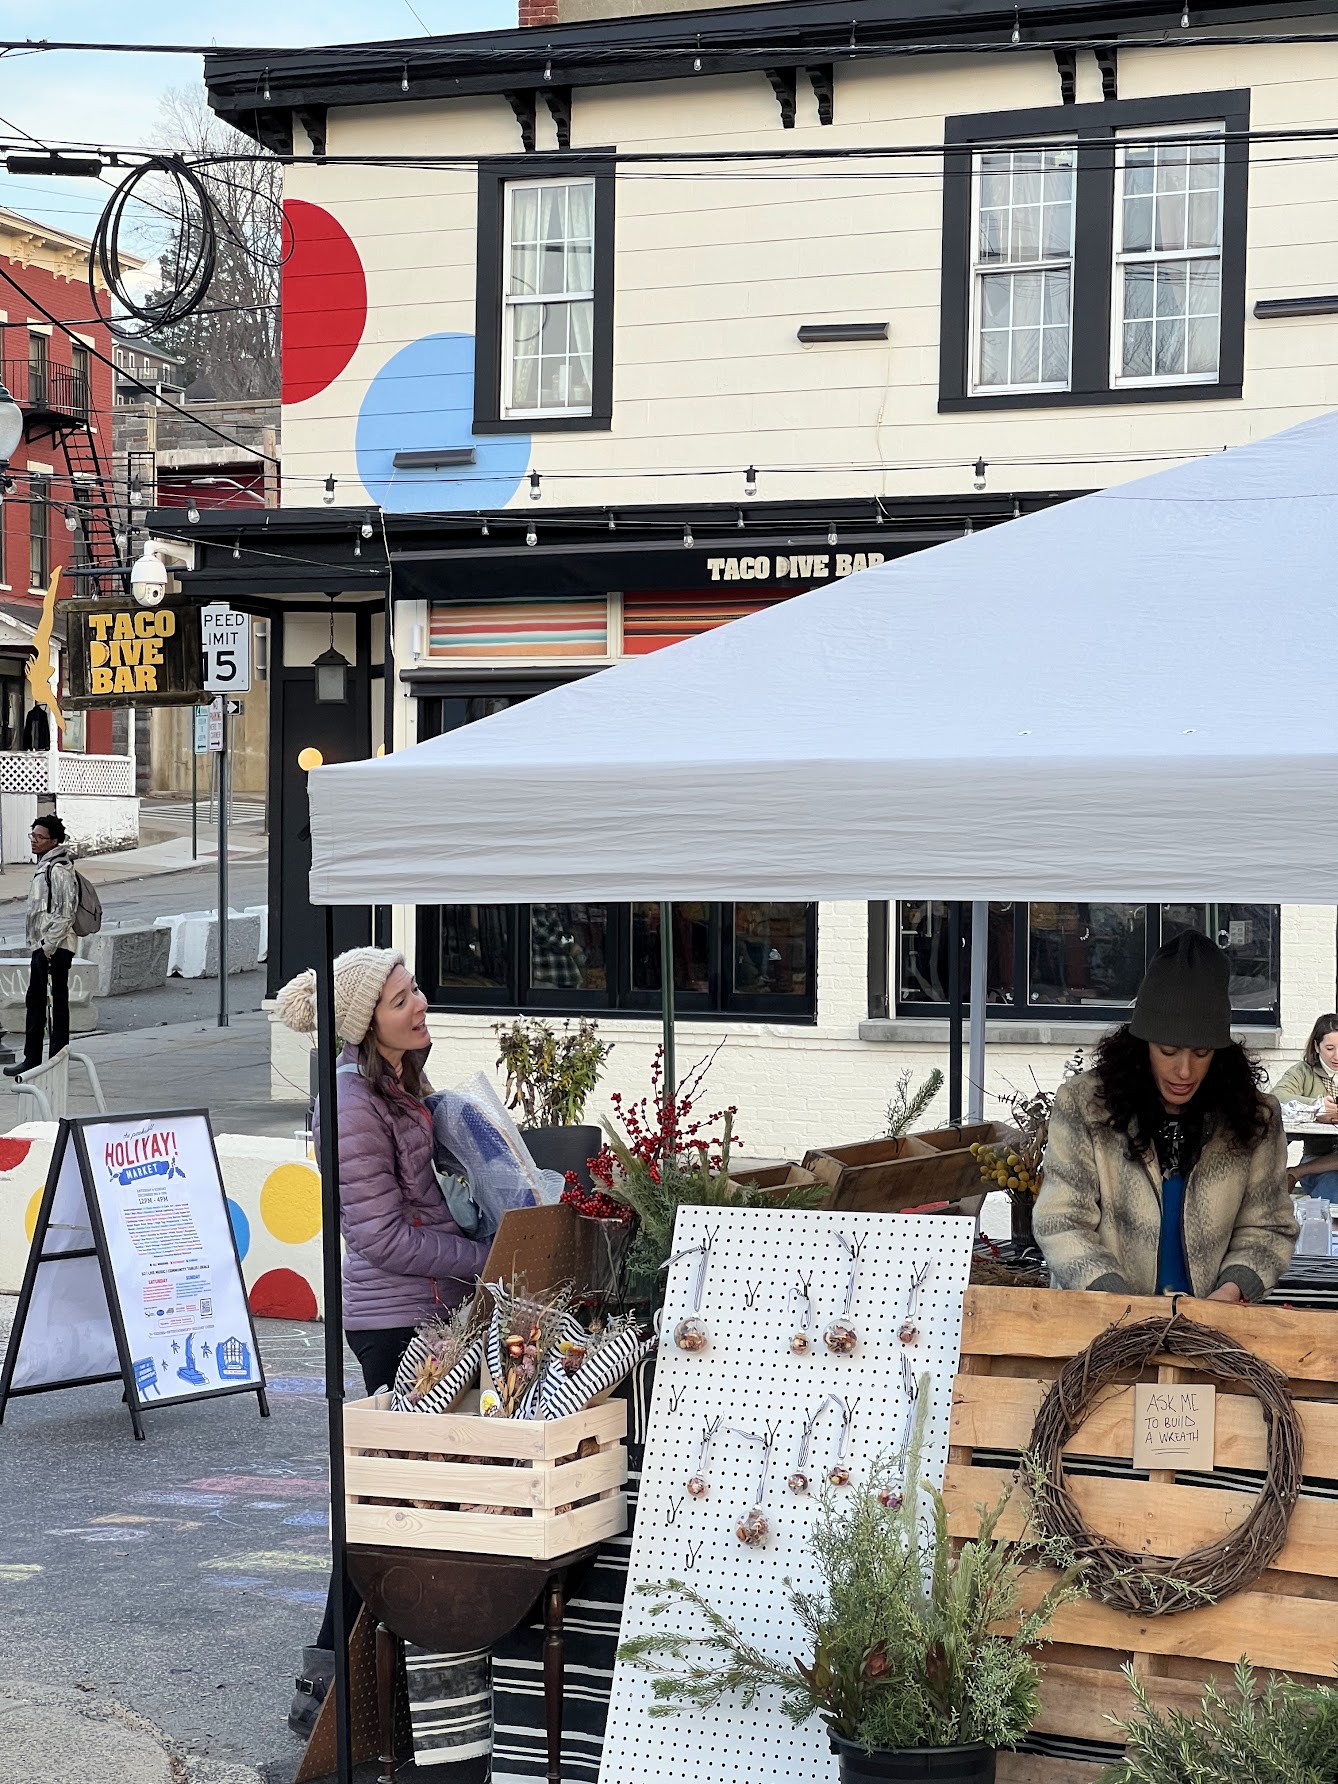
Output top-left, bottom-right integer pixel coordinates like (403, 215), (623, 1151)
(202, 605), (252, 694)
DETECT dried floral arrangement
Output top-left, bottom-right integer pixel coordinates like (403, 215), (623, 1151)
(971, 1049), (1086, 1209)
(593, 1045), (823, 1302)
(390, 1299), (485, 1413)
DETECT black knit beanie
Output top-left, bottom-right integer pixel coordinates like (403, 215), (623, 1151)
(1129, 930), (1232, 1051)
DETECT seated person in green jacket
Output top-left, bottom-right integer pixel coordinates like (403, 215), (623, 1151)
(1035, 931), (1297, 1302)
(1272, 1014), (1338, 1199)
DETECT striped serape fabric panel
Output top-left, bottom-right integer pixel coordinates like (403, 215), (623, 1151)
(403, 1644), (492, 1775)
(490, 1356), (653, 1783)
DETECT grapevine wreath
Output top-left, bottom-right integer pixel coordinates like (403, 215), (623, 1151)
(1025, 1311), (1304, 1616)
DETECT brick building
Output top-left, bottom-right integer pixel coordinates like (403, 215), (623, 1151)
(0, 205), (124, 753)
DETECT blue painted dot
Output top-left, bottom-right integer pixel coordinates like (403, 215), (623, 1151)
(355, 332), (532, 512)
(227, 1198), (251, 1261)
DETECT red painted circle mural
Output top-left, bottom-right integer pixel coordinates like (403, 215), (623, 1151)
(281, 198), (368, 404)
(248, 1266), (319, 1322)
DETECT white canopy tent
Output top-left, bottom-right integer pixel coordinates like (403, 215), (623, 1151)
(309, 409), (1338, 910)
(307, 412), (1338, 1783)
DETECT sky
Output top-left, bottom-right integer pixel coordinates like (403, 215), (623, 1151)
(0, 1), (514, 243)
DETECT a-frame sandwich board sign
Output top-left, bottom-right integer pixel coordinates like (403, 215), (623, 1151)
(0, 1110), (269, 1440)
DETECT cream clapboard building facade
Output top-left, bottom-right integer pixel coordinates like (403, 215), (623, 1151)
(197, 5), (1338, 1153)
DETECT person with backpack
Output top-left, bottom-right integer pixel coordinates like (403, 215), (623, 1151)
(4, 815), (99, 1076)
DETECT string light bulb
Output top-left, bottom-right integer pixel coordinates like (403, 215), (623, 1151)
(187, 498), (200, 525)
(973, 458), (987, 491)
(232, 536), (241, 560)
(481, 518), (489, 536)
(323, 475), (336, 505)
(63, 505), (78, 534)
(1011, 9), (1020, 41)
(683, 523), (694, 548)
(744, 465), (758, 497)
(736, 509), (745, 529)
(526, 521), (538, 547)
(353, 534), (362, 557)
(543, 55), (552, 80)
(528, 470), (542, 501)
(607, 512), (616, 530)
(1180, 1), (1189, 23)
(263, 67), (271, 102)
(360, 519), (374, 538)
(828, 523), (839, 547)
(401, 61), (409, 91)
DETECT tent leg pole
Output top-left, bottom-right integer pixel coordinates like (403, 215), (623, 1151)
(316, 906), (353, 1784)
(968, 900), (988, 1123)
(659, 901), (676, 1115)
(947, 902), (963, 1125)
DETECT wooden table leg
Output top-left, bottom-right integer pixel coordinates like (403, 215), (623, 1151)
(544, 1576), (566, 1784)
(376, 1619), (399, 1784)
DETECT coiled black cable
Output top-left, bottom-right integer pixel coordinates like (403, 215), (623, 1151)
(90, 154), (218, 327)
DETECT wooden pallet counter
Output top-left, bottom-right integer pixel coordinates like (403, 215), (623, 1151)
(946, 1287), (1338, 1783)
(345, 1393), (628, 1560)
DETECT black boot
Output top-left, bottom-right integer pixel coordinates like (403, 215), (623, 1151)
(2, 1060), (37, 1078)
(288, 1646), (335, 1739)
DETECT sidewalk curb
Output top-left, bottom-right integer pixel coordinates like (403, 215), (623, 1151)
(0, 1680), (265, 1784)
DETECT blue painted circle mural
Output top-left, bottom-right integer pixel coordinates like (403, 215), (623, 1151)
(227, 1197), (251, 1262)
(355, 332), (532, 512)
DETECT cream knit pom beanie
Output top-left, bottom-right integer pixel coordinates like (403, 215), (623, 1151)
(275, 947), (404, 1047)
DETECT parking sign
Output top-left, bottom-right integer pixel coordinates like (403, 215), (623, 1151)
(201, 606), (252, 693)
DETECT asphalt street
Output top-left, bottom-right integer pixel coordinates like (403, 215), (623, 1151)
(0, 1305), (354, 1782)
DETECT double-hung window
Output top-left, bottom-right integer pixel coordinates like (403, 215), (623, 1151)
(475, 155), (615, 434)
(503, 179), (595, 417)
(972, 146), (1075, 393)
(941, 91), (1248, 410)
(1113, 133), (1224, 386)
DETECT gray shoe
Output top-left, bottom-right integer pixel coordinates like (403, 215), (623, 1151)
(288, 1646), (335, 1739)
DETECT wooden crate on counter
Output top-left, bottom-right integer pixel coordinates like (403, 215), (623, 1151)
(345, 1392), (628, 1560)
(946, 1286), (1338, 1784)
(803, 1122), (1018, 1213)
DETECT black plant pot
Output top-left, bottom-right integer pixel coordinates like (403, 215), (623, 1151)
(830, 1735), (996, 1784)
(521, 1123), (603, 1190)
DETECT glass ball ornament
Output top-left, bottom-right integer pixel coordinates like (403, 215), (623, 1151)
(736, 1507), (769, 1546)
(789, 1330), (811, 1354)
(674, 1316), (709, 1353)
(822, 1319), (858, 1355)
(787, 1471), (810, 1496)
(877, 1487), (904, 1511)
(898, 1321), (919, 1345)
(686, 1474), (709, 1499)
(827, 1464), (851, 1487)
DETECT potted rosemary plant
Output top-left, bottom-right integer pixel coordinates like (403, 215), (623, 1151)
(494, 1016), (612, 1188)
(620, 1410), (1083, 1783)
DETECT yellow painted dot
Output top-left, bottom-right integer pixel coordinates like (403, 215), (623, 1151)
(24, 1189), (42, 1243)
(297, 747), (323, 771)
(259, 1164), (322, 1245)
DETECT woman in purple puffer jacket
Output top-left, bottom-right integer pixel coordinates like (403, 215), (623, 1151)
(275, 946), (490, 1739)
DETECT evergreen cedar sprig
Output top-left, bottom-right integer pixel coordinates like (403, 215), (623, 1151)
(1105, 1659), (1338, 1784)
(619, 1391), (1087, 1752)
(885, 1067), (945, 1139)
(494, 1016), (613, 1128)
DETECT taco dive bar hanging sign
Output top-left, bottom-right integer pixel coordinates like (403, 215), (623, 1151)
(64, 600), (205, 709)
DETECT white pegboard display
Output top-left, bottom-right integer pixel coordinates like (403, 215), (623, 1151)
(598, 1206), (974, 1784)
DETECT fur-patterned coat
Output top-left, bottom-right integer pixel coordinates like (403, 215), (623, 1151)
(1034, 1069), (1297, 1302)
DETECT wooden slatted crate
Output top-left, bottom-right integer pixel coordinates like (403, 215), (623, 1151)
(946, 1287), (1338, 1783)
(345, 1392), (628, 1559)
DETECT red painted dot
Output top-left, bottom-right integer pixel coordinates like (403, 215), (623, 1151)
(281, 198), (367, 404)
(0, 1137), (32, 1171)
(248, 1267), (319, 1322)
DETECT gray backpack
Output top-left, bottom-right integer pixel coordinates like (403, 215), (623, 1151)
(46, 860), (103, 938)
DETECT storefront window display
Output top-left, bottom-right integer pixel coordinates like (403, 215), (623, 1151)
(895, 901), (1278, 1022)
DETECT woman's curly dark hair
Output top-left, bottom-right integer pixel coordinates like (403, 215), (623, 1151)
(1093, 1023), (1271, 1159)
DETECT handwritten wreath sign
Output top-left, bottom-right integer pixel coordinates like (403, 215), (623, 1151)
(1025, 1312), (1303, 1616)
